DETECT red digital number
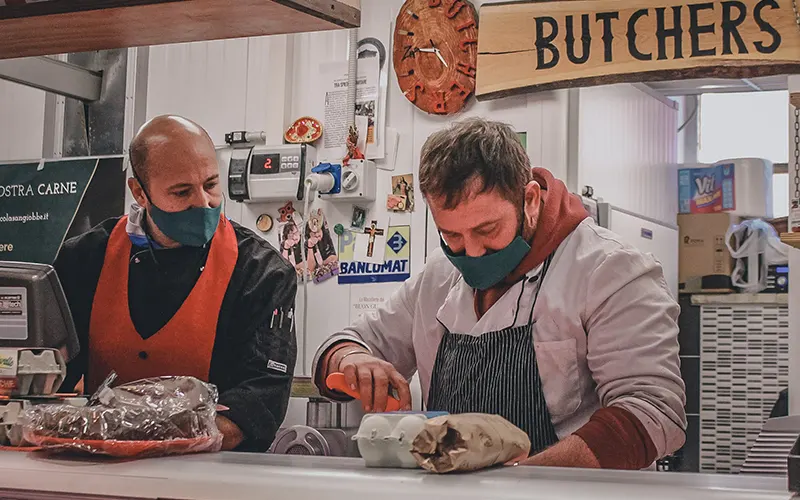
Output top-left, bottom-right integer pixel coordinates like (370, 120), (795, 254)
(264, 158), (273, 170)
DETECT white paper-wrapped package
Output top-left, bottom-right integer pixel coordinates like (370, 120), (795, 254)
(410, 414), (530, 473)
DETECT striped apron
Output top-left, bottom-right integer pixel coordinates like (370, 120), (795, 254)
(427, 256), (560, 455)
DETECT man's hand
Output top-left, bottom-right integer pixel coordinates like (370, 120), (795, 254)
(216, 415), (245, 451)
(516, 435), (601, 468)
(330, 348), (412, 413)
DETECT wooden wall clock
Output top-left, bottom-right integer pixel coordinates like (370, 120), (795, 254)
(392, 0), (478, 115)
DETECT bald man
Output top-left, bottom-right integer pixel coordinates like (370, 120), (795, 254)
(54, 115), (297, 452)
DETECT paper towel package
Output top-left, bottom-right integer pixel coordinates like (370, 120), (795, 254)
(679, 158), (773, 218)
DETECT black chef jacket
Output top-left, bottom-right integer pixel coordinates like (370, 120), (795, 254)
(54, 217), (298, 452)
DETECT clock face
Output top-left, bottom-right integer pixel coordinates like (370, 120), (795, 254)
(392, 0), (478, 115)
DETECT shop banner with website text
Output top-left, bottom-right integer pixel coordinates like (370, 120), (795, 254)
(476, 0), (800, 100)
(0, 158), (98, 264)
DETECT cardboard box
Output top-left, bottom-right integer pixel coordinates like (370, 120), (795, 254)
(678, 213), (740, 293)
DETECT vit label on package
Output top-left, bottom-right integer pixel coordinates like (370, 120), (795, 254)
(679, 164), (736, 214)
(0, 287), (27, 340)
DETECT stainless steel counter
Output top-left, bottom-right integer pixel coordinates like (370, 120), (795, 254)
(0, 451), (793, 500)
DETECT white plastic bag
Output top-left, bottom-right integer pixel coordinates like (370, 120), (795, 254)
(725, 219), (790, 293)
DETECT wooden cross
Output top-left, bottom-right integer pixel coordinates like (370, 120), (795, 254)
(363, 221), (384, 257)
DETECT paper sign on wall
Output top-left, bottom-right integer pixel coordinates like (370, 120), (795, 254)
(388, 174), (414, 213)
(349, 283), (399, 323)
(320, 56), (382, 157)
(339, 225), (411, 284)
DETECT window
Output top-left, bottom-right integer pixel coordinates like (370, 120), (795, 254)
(698, 90), (790, 217)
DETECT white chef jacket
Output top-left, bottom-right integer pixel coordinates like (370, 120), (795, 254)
(314, 217), (687, 459)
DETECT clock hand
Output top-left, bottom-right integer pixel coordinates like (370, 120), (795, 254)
(434, 49), (448, 68)
(426, 39), (447, 66)
(417, 47), (436, 53)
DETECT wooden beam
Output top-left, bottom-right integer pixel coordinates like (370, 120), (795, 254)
(0, 0), (360, 60)
(476, 0), (800, 100)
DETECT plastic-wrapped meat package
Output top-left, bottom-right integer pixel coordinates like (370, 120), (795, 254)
(410, 414), (531, 473)
(20, 376), (223, 458)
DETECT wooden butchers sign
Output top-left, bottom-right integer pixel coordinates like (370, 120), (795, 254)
(476, 0), (800, 100)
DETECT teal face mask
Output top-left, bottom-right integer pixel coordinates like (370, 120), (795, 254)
(148, 201), (221, 247)
(133, 171), (221, 247)
(441, 235), (531, 290)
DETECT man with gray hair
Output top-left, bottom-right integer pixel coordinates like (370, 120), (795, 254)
(314, 118), (685, 469)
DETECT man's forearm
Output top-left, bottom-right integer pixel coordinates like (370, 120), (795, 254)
(216, 415), (245, 451)
(519, 435), (600, 468)
(328, 342), (370, 373)
(315, 341), (370, 394)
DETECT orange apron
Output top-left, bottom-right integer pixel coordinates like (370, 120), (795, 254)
(86, 214), (238, 393)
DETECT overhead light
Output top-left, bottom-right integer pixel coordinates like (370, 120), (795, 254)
(698, 84), (732, 90)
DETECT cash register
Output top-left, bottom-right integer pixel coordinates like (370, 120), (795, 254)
(0, 261), (80, 446)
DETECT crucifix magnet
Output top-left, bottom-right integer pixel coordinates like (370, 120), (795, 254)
(354, 218), (387, 264)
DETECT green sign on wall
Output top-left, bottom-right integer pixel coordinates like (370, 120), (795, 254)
(0, 158), (98, 264)
(517, 131), (528, 151)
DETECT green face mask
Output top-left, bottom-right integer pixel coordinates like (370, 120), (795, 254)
(134, 172), (221, 247)
(148, 201), (221, 247)
(441, 235), (530, 290)
(440, 209), (530, 290)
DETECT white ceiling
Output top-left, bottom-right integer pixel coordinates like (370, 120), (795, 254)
(645, 75), (788, 95)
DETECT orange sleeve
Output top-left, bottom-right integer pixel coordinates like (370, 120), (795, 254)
(572, 406), (658, 470)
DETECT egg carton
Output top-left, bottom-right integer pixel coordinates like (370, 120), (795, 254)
(0, 348), (66, 397)
(0, 399), (28, 446)
(353, 412), (447, 468)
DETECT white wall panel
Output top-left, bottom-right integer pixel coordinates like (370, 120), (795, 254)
(0, 80), (46, 161)
(578, 84), (678, 225)
(146, 38), (251, 144)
